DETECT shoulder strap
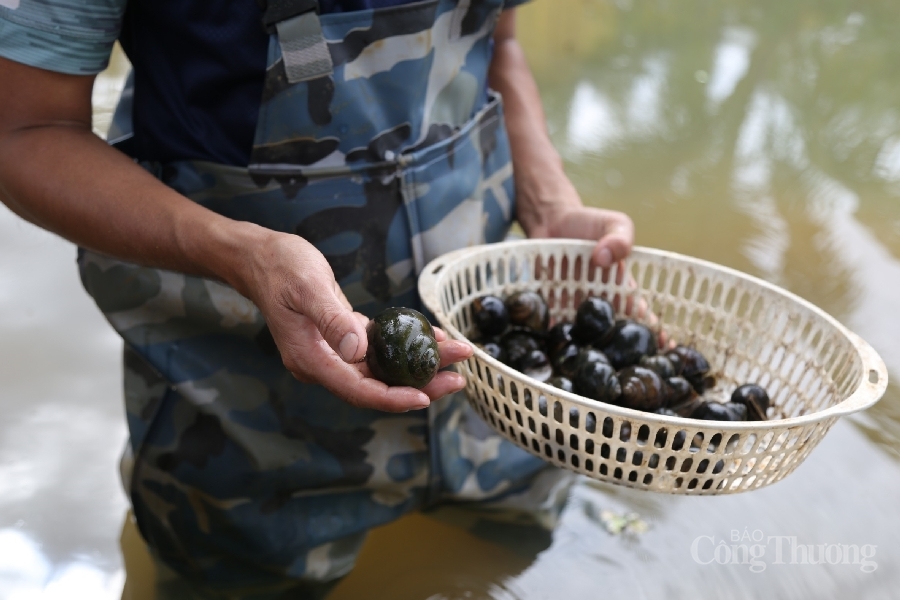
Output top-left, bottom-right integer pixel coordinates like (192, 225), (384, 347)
(257, 0), (333, 83)
(259, 0), (320, 32)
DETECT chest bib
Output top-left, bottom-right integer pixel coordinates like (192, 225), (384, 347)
(78, 0), (547, 590)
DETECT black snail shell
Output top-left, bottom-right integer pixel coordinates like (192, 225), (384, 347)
(665, 376), (695, 406)
(572, 297), (616, 346)
(639, 355), (677, 379)
(515, 349), (553, 383)
(552, 343), (582, 379)
(667, 345), (712, 393)
(576, 347), (611, 368)
(617, 366), (668, 412)
(548, 376), (574, 393)
(366, 308), (439, 389)
(574, 360), (622, 404)
(477, 340), (506, 364)
(690, 401), (748, 422)
(668, 345), (710, 378)
(546, 322), (575, 358)
(506, 291), (550, 332)
(602, 320), (658, 369)
(668, 394), (705, 418)
(500, 329), (543, 367)
(654, 407), (679, 417)
(565, 347), (611, 388)
(471, 295), (509, 337)
(731, 384), (770, 421)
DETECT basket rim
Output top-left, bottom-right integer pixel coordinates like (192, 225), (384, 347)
(418, 239), (889, 428)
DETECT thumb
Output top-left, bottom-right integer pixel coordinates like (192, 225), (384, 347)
(320, 297), (369, 363)
(593, 212), (634, 268)
(270, 237), (370, 363)
(297, 281), (368, 363)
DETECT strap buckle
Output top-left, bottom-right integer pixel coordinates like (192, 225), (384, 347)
(259, 0), (333, 83)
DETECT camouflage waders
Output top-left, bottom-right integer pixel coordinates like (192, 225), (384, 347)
(79, 0), (570, 595)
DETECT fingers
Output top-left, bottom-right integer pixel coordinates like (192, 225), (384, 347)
(322, 360), (467, 412)
(353, 312), (370, 329)
(602, 259), (628, 286)
(255, 237), (370, 364)
(327, 366), (432, 412)
(289, 338), (454, 412)
(419, 370), (467, 401)
(539, 205), (633, 269)
(592, 212), (634, 269)
(294, 284), (369, 363)
(438, 338), (473, 368)
(331, 369), (467, 413)
(304, 324), (470, 412)
(658, 329), (675, 350)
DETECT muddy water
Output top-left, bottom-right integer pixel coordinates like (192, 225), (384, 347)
(2, 1), (900, 598)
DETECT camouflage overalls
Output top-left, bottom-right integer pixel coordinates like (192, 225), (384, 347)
(78, 0), (570, 595)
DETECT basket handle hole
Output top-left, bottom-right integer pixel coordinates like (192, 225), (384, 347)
(431, 264), (444, 275)
(868, 369), (879, 384)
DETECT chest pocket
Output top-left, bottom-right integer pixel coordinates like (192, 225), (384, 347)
(245, 0), (515, 298)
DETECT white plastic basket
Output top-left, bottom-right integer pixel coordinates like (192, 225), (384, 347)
(418, 240), (888, 495)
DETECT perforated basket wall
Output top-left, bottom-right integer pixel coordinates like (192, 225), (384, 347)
(418, 241), (888, 495)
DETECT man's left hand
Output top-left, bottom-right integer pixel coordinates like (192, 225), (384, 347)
(525, 202), (634, 270)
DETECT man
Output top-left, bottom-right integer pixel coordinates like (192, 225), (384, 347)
(0, 0), (633, 596)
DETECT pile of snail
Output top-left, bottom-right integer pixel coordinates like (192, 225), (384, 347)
(470, 291), (770, 422)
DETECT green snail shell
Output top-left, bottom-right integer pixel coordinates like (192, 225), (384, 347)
(366, 308), (440, 389)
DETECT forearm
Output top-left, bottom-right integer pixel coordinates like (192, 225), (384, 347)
(0, 122), (268, 296)
(487, 10), (634, 266)
(488, 10), (581, 236)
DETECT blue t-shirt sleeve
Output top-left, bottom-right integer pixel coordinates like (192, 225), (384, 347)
(0, 0), (126, 75)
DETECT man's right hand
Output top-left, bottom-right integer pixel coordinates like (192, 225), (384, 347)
(223, 230), (473, 412)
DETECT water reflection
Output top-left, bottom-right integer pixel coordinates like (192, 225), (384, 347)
(0, 48), (129, 599)
(519, 0), (900, 459)
(0, 528), (123, 599)
(706, 27), (755, 110)
(0, 202), (129, 598)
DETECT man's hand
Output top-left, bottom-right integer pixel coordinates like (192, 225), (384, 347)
(523, 199), (635, 270)
(232, 232), (473, 413)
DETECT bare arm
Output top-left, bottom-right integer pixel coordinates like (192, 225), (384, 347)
(488, 9), (634, 268)
(0, 57), (470, 411)
(0, 59), (251, 279)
